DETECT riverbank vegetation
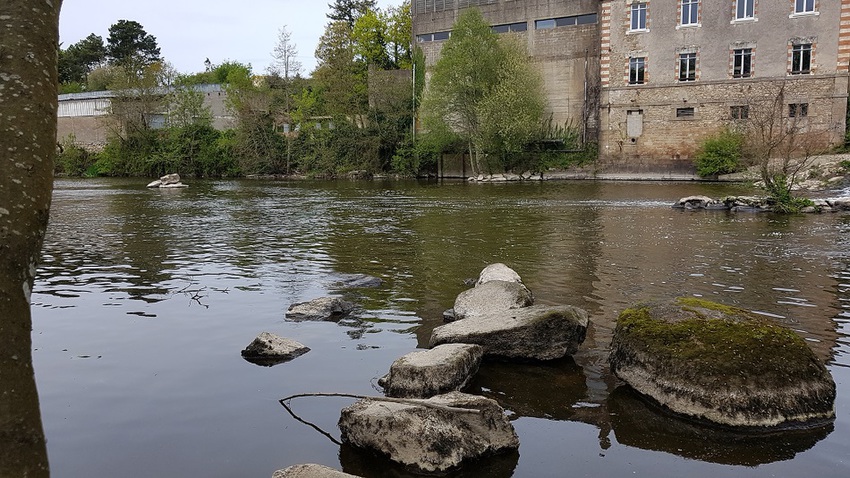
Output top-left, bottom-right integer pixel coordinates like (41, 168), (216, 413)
(56, 2), (594, 180)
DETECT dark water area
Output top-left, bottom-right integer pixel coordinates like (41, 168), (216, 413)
(32, 178), (850, 477)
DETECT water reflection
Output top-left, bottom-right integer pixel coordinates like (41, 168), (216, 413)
(340, 442), (519, 478)
(607, 386), (833, 466)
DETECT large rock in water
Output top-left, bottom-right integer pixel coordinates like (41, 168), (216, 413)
(430, 305), (589, 361)
(453, 281), (533, 321)
(379, 344), (484, 398)
(272, 464), (359, 478)
(286, 297), (355, 321)
(241, 332), (310, 366)
(609, 298), (836, 429)
(449, 264), (533, 321)
(338, 392), (519, 474)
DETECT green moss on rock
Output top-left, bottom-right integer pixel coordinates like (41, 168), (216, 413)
(609, 297), (835, 428)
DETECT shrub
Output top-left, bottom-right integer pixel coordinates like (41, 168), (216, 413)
(694, 129), (744, 178)
(56, 134), (96, 176)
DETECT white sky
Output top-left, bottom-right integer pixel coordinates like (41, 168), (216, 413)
(59, 0), (399, 77)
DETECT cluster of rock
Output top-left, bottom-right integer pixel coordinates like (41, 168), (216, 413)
(468, 172), (544, 182)
(146, 173), (188, 189)
(608, 297), (836, 429)
(266, 267), (836, 476)
(673, 195), (850, 213)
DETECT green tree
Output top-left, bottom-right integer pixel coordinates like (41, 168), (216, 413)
(313, 20), (368, 119)
(352, 10), (392, 69)
(107, 20), (161, 72)
(59, 33), (106, 85)
(385, 1), (412, 69)
(422, 8), (546, 175)
(0, 1), (61, 476)
(327, 0), (377, 29)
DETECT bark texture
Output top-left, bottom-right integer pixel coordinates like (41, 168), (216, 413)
(0, 1), (62, 476)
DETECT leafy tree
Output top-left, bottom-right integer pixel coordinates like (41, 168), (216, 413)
(59, 33), (106, 85)
(107, 20), (161, 72)
(422, 9), (528, 174)
(313, 20), (368, 119)
(385, 1), (412, 69)
(327, 0), (377, 30)
(166, 87), (213, 129)
(352, 10), (393, 69)
(0, 1), (60, 476)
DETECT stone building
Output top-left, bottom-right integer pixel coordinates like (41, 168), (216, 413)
(598, 0), (850, 172)
(413, 0), (602, 143)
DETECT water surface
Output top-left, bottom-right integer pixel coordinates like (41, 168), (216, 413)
(33, 178), (850, 477)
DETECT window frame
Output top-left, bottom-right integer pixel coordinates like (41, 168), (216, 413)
(678, 52), (697, 82)
(681, 0), (699, 26)
(736, 0), (755, 21)
(788, 102), (809, 118)
(676, 107), (695, 119)
(791, 43), (812, 75)
(629, 57), (646, 85)
(730, 105), (749, 120)
(795, 0), (815, 14)
(733, 48), (753, 78)
(630, 2), (648, 31)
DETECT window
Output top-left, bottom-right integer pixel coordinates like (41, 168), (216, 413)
(492, 22), (527, 34)
(679, 52), (697, 81)
(676, 107), (695, 118)
(789, 103), (808, 118)
(631, 3), (647, 30)
(733, 48), (752, 78)
(795, 0), (815, 14)
(791, 43), (812, 74)
(682, 0), (699, 26)
(535, 19), (556, 30)
(536, 13), (597, 30)
(736, 0), (755, 20)
(730, 105), (749, 119)
(432, 31), (451, 41)
(629, 57), (646, 85)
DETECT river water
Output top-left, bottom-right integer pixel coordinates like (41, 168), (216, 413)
(32, 178), (850, 477)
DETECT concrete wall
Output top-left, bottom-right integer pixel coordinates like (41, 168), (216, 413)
(599, 0), (850, 169)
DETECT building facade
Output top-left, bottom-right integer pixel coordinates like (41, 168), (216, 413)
(414, 1), (850, 174)
(414, 0), (602, 141)
(599, 0), (849, 171)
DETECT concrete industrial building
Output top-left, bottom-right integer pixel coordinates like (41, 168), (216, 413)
(413, 0), (850, 175)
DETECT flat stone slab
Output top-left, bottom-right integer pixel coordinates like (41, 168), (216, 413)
(338, 392), (519, 474)
(286, 297), (355, 322)
(453, 281), (533, 321)
(272, 464), (359, 478)
(241, 332), (310, 366)
(430, 305), (589, 361)
(380, 344), (484, 398)
(609, 298), (836, 429)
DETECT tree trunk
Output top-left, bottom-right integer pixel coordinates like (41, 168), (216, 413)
(0, 1), (62, 476)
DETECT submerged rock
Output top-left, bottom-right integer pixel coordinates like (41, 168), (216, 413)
(272, 464), (359, 478)
(430, 305), (589, 361)
(672, 196), (723, 210)
(331, 273), (383, 289)
(608, 297), (836, 429)
(379, 344), (484, 398)
(286, 297), (356, 322)
(241, 332), (310, 366)
(338, 392), (519, 474)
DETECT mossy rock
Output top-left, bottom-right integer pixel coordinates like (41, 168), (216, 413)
(608, 298), (835, 429)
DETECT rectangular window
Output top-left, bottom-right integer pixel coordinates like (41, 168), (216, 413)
(492, 22), (527, 34)
(795, 0), (815, 13)
(789, 103), (809, 118)
(730, 105), (749, 119)
(733, 48), (752, 78)
(679, 52), (697, 81)
(736, 0), (755, 20)
(676, 107), (695, 118)
(535, 19), (556, 30)
(631, 3), (647, 30)
(432, 31), (451, 41)
(682, 0), (699, 25)
(791, 43), (812, 74)
(629, 57), (646, 85)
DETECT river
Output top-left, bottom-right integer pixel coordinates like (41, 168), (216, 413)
(32, 178), (850, 477)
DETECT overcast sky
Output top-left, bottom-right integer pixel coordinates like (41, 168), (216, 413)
(59, 0), (399, 76)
